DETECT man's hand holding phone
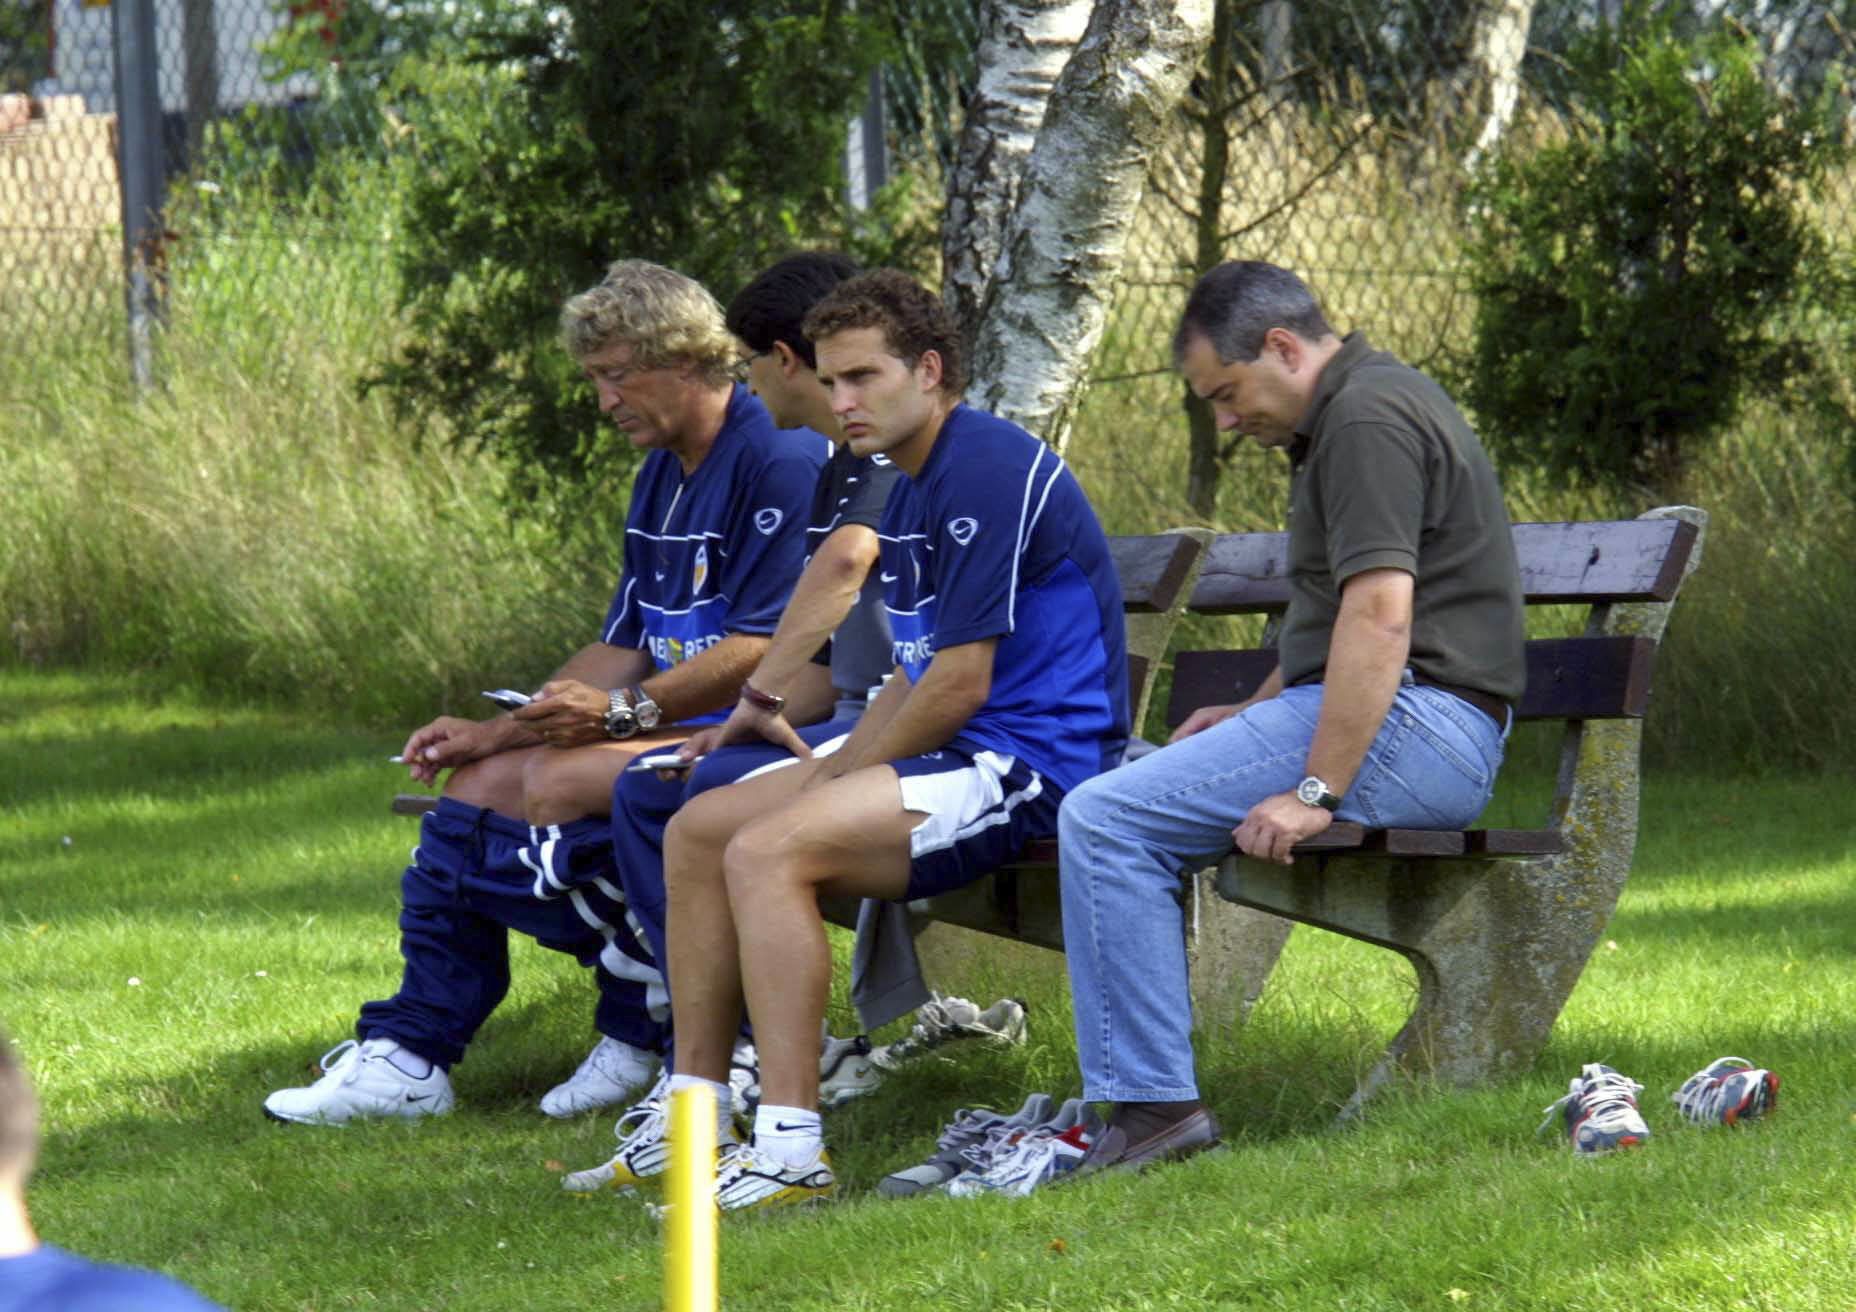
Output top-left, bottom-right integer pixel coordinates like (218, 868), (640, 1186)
(510, 679), (611, 749)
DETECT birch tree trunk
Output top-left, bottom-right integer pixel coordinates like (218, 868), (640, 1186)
(941, 0), (1096, 343)
(1461, 0), (1535, 173)
(964, 0), (1216, 453)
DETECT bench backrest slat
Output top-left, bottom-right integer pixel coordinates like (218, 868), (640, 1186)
(1108, 533), (1203, 614)
(1187, 518), (1699, 614)
(1166, 635), (1657, 727)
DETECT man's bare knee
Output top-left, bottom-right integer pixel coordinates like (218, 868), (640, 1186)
(520, 748), (616, 826)
(443, 750), (530, 816)
(667, 786), (750, 859)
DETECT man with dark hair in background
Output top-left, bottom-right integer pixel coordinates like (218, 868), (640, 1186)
(1, 1028), (224, 1311)
(1056, 260), (1524, 1177)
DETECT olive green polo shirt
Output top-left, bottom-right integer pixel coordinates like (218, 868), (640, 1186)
(1275, 332), (1526, 703)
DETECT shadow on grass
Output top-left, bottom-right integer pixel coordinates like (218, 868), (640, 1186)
(1, 721), (399, 813)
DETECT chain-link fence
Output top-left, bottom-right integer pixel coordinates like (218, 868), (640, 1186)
(1060, 0), (1856, 532)
(2, 0), (336, 359)
(4, 0), (1852, 447)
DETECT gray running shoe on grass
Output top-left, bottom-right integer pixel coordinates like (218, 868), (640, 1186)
(877, 1092), (1057, 1198)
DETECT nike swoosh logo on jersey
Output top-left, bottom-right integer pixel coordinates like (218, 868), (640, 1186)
(880, 572), (898, 582)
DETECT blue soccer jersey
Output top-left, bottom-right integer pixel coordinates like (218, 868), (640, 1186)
(0, 1245), (224, 1311)
(600, 385), (828, 724)
(878, 405), (1128, 793)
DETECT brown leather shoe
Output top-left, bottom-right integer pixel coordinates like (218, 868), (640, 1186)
(1067, 1107), (1222, 1179)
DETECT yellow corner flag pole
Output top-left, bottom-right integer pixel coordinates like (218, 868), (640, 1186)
(665, 1083), (718, 1312)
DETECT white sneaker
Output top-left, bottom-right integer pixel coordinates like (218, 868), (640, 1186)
(728, 1038), (761, 1118)
(714, 1142), (836, 1212)
(539, 1036), (657, 1118)
(263, 1038), (454, 1126)
(818, 1034), (882, 1108)
(728, 1033), (883, 1113)
(945, 1097), (1099, 1197)
(561, 1072), (741, 1195)
(870, 994), (1028, 1071)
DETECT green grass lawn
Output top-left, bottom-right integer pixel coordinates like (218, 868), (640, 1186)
(3, 669), (1854, 1311)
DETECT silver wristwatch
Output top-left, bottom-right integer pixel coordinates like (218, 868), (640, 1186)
(604, 688), (639, 740)
(1295, 774), (1342, 812)
(626, 685), (661, 732)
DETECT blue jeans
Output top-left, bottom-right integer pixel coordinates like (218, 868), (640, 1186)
(1058, 680), (1507, 1102)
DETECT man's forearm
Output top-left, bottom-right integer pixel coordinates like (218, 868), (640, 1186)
(1243, 664), (1284, 708)
(745, 528), (878, 700)
(1303, 612), (1407, 795)
(639, 633), (771, 723)
(552, 641), (654, 692)
(832, 644), (991, 775)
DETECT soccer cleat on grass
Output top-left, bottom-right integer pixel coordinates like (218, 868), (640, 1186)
(562, 1070), (742, 1194)
(1671, 1057), (1779, 1127)
(539, 1035), (657, 1118)
(945, 1098), (1100, 1197)
(869, 993), (1028, 1072)
(877, 1093), (1058, 1198)
(1538, 1062), (1650, 1154)
(714, 1143), (836, 1212)
(263, 1038), (454, 1126)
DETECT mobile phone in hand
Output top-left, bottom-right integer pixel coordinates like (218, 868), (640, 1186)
(482, 688), (533, 710)
(626, 752), (700, 774)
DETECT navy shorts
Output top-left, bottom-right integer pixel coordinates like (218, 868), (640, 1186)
(891, 746), (1059, 900)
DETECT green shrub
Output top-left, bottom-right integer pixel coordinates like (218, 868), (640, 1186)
(1454, 14), (1856, 495)
(360, 1), (902, 492)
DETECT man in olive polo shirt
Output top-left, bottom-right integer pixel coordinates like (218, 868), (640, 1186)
(1057, 260), (1524, 1177)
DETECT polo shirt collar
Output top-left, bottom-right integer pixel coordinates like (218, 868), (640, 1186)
(1288, 331), (1372, 465)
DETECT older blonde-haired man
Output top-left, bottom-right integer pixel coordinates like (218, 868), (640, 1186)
(263, 260), (828, 1127)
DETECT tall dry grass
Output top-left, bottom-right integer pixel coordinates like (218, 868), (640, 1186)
(3, 101), (1854, 765)
(0, 164), (621, 729)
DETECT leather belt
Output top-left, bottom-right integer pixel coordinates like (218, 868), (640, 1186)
(1415, 676), (1510, 728)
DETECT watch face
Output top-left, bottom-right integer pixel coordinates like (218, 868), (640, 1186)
(1296, 777), (1322, 805)
(635, 700), (660, 730)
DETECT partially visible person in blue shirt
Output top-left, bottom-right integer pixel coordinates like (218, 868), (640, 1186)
(1, 1027), (223, 1312)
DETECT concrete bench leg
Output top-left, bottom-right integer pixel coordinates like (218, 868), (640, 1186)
(1186, 870), (1292, 1028)
(1215, 724), (1641, 1119)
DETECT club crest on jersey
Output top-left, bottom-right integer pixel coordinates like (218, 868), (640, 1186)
(692, 543), (709, 592)
(947, 517), (979, 546)
(754, 507), (783, 535)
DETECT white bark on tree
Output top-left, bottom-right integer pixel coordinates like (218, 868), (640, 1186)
(942, 0), (1096, 342)
(964, 0), (1216, 453)
(1462, 0), (1536, 173)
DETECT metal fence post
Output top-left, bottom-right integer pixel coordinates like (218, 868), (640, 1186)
(111, 0), (165, 390)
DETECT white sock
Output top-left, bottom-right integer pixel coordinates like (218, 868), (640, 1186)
(667, 1074), (737, 1143)
(371, 1039), (433, 1080)
(753, 1104), (823, 1168)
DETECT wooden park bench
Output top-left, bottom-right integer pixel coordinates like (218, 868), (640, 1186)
(912, 505), (1706, 1118)
(391, 510), (1707, 1119)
